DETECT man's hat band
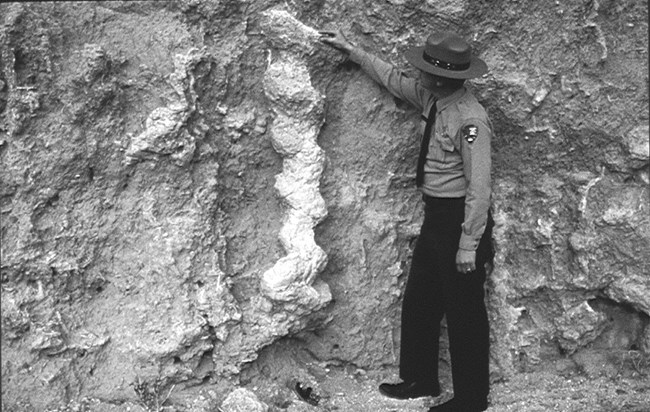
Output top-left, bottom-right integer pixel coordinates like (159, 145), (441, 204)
(422, 52), (470, 71)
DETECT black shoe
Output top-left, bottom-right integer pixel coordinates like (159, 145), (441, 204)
(427, 398), (487, 412)
(378, 380), (441, 399)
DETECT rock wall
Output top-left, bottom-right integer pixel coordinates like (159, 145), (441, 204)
(1, 0), (648, 410)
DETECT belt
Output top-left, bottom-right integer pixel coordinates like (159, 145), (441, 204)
(422, 195), (465, 207)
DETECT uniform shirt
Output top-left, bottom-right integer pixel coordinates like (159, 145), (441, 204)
(349, 48), (492, 252)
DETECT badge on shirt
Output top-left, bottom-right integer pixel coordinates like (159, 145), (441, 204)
(462, 125), (479, 143)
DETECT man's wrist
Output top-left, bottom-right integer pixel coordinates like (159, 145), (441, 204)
(348, 46), (366, 64)
(459, 233), (479, 251)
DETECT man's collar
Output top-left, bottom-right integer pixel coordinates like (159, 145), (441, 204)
(436, 87), (467, 111)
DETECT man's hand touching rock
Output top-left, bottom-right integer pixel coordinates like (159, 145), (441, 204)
(319, 29), (355, 54)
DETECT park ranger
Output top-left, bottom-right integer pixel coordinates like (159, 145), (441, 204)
(321, 29), (495, 412)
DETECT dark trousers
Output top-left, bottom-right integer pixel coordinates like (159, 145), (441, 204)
(399, 196), (493, 408)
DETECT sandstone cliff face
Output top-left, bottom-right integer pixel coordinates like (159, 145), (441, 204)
(0, 0), (648, 410)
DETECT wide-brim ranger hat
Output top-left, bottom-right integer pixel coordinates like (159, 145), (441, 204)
(404, 32), (488, 79)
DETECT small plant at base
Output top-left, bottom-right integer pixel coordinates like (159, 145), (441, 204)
(133, 376), (176, 412)
(625, 350), (649, 376)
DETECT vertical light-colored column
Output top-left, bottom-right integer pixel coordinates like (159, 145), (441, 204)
(260, 9), (330, 307)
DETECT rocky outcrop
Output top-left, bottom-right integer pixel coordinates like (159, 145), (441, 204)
(1, 0), (648, 410)
(125, 48), (207, 166)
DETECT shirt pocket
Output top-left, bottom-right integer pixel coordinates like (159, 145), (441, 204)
(430, 126), (456, 162)
(439, 131), (456, 152)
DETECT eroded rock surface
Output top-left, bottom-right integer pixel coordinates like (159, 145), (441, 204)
(1, 0), (648, 410)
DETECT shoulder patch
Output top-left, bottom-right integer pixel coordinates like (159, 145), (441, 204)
(462, 125), (479, 143)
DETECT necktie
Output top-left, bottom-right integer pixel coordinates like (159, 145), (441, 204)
(416, 100), (437, 187)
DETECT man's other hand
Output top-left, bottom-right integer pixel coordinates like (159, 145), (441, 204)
(455, 249), (476, 274)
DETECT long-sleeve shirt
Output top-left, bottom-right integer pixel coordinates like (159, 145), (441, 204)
(349, 48), (492, 252)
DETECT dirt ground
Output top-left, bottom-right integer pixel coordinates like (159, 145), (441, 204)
(29, 349), (650, 412)
(228, 345), (650, 412)
(169, 339), (648, 412)
(277, 363), (650, 412)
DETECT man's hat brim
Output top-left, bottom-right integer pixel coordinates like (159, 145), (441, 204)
(404, 46), (488, 79)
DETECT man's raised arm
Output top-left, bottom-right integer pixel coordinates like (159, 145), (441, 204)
(320, 29), (428, 110)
